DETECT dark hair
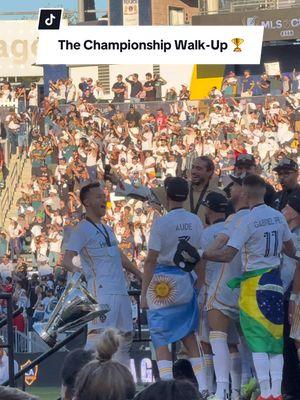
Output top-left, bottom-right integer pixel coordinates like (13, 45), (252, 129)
(196, 156), (215, 172)
(0, 386), (39, 400)
(243, 174), (266, 188)
(134, 380), (200, 400)
(61, 349), (94, 398)
(79, 182), (101, 205)
(173, 359), (198, 389)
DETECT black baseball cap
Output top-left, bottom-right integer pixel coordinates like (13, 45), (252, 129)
(166, 177), (189, 202)
(235, 154), (255, 167)
(202, 192), (228, 213)
(229, 173), (247, 186)
(273, 158), (298, 172)
(287, 190), (300, 213)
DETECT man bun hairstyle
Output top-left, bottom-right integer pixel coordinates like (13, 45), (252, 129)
(95, 328), (120, 363)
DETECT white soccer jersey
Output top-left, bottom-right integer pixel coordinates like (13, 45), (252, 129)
(220, 208), (250, 278)
(200, 221), (226, 288)
(227, 204), (292, 272)
(148, 208), (203, 266)
(281, 227), (300, 292)
(67, 220), (128, 297)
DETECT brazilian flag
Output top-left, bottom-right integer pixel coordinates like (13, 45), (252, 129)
(229, 268), (284, 354)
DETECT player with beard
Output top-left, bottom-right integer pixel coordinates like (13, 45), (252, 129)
(233, 154), (276, 207)
(63, 182), (142, 367)
(273, 158), (299, 211)
(106, 156), (225, 225)
(199, 177), (249, 400)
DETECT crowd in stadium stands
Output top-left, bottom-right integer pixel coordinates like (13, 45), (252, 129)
(0, 68), (299, 334)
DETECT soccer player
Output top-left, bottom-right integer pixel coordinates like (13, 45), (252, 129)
(283, 192), (300, 400)
(198, 191), (235, 397)
(141, 177), (208, 396)
(202, 175), (300, 400)
(107, 156), (224, 224)
(63, 182), (142, 367)
(273, 158), (300, 398)
(200, 179), (249, 400)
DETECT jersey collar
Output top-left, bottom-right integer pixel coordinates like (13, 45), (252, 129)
(250, 203), (265, 210)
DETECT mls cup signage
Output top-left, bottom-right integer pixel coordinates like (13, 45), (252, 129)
(123, 0), (139, 26)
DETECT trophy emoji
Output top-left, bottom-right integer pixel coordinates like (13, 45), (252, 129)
(231, 38), (244, 52)
(34, 272), (110, 347)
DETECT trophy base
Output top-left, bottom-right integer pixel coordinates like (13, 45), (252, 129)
(33, 322), (57, 347)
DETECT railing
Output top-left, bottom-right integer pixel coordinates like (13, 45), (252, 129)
(52, 94), (289, 116)
(0, 151), (27, 226)
(0, 293), (16, 387)
(0, 328), (49, 353)
(198, 0), (300, 14)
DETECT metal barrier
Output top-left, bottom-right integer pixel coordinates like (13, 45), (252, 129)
(0, 289), (149, 388)
(2, 326), (86, 387)
(0, 293), (15, 387)
(53, 94), (289, 117)
(0, 151), (27, 226)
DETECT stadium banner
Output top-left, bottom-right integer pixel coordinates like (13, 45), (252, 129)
(0, 20), (42, 77)
(193, 8), (300, 42)
(0, 19), (69, 77)
(36, 25), (264, 65)
(123, 0), (139, 25)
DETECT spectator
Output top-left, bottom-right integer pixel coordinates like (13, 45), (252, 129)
(143, 73), (156, 102)
(179, 84), (190, 101)
(126, 105), (141, 127)
(73, 329), (135, 400)
(0, 387), (38, 400)
(153, 73), (167, 101)
(241, 70), (255, 97)
(112, 74), (126, 103)
(0, 233), (8, 261)
(61, 348), (94, 400)
(165, 87), (177, 102)
(134, 380), (201, 400)
(125, 73), (143, 103)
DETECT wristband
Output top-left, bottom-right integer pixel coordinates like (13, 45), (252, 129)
(290, 293), (298, 302)
(197, 249), (204, 258)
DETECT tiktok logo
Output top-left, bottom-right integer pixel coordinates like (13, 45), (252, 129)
(38, 8), (63, 30)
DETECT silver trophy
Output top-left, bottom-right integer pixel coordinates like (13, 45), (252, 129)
(34, 272), (109, 347)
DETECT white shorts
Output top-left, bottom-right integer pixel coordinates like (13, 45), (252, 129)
(205, 279), (240, 321)
(88, 294), (133, 334)
(199, 307), (239, 345)
(290, 294), (300, 341)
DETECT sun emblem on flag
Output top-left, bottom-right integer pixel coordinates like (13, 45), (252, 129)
(148, 275), (178, 307)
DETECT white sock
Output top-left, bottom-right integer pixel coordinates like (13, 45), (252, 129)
(230, 352), (242, 400)
(209, 331), (230, 399)
(252, 352), (271, 398)
(269, 354), (283, 398)
(204, 353), (215, 394)
(190, 357), (208, 392)
(157, 360), (173, 380)
(238, 339), (253, 385)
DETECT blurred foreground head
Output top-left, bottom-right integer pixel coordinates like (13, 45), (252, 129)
(73, 329), (135, 400)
